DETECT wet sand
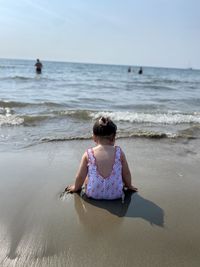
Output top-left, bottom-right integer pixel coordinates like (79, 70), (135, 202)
(0, 138), (200, 267)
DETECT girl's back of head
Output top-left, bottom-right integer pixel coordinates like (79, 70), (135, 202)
(93, 117), (117, 141)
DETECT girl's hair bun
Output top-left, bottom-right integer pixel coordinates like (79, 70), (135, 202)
(99, 116), (108, 126)
(93, 116), (117, 138)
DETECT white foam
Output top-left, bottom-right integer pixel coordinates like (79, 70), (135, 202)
(90, 111), (200, 124)
(0, 114), (24, 126)
(0, 107), (11, 114)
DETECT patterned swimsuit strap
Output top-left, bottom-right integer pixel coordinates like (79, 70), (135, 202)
(87, 148), (95, 163)
(115, 146), (121, 162)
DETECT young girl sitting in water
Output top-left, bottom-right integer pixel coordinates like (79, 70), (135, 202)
(66, 117), (138, 199)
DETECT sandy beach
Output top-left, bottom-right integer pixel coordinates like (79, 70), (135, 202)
(0, 138), (200, 267)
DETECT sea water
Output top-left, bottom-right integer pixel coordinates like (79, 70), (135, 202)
(0, 58), (200, 151)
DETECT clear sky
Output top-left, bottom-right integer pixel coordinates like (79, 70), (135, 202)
(0, 0), (199, 68)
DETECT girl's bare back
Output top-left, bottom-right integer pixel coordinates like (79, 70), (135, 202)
(92, 145), (116, 178)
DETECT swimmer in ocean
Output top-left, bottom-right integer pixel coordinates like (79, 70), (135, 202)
(138, 67), (143, 75)
(35, 59), (43, 74)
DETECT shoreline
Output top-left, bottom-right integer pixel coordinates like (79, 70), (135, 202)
(0, 138), (200, 266)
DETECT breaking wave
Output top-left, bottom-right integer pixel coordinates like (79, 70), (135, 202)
(0, 114), (24, 126)
(0, 100), (63, 108)
(1, 108), (200, 127)
(90, 111), (200, 124)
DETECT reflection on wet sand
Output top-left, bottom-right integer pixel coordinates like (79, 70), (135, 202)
(74, 191), (164, 227)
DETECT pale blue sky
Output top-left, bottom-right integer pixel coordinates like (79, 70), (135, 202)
(0, 0), (199, 68)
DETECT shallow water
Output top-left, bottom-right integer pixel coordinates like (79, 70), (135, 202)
(0, 58), (200, 150)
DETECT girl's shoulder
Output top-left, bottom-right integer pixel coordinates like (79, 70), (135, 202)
(82, 151), (88, 160)
(85, 147), (95, 160)
(114, 146), (126, 161)
(86, 147), (95, 154)
(115, 145), (124, 153)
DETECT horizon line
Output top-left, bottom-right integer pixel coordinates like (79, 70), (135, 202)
(0, 57), (199, 71)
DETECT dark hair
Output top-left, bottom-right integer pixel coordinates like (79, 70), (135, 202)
(93, 117), (117, 138)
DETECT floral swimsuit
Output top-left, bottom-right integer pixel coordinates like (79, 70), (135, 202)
(86, 146), (124, 200)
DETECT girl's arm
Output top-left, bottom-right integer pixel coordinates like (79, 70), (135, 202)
(66, 152), (88, 193)
(121, 150), (138, 191)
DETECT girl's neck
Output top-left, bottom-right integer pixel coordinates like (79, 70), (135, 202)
(93, 135), (115, 146)
(96, 140), (115, 146)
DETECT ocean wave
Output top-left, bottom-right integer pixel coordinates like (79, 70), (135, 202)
(1, 109), (200, 127)
(0, 110), (87, 127)
(148, 77), (200, 85)
(40, 136), (91, 143)
(39, 133), (168, 144)
(0, 100), (63, 108)
(0, 100), (29, 108)
(56, 110), (91, 120)
(39, 127), (200, 144)
(0, 75), (33, 81)
(23, 115), (53, 124)
(0, 114), (24, 126)
(142, 85), (175, 91)
(51, 110), (200, 125)
(38, 131), (183, 144)
(0, 65), (15, 69)
(0, 107), (14, 115)
(178, 125), (200, 139)
(0, 114), (55, 127)
(21, 111), (91, 125)
(90, 111), (200, 124)
(0, 75), (56, 82)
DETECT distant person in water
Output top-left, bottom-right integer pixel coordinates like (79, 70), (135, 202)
(35, 59), (43, 74)
(128, 67), (131, 73)
(138, 67), (143, 75)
